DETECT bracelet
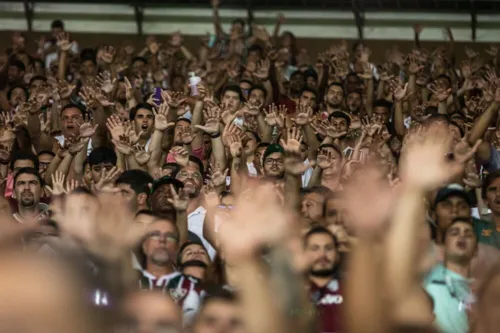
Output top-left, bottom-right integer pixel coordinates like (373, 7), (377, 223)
(210, 132), (221, 138)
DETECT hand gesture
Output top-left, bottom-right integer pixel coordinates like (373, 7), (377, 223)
(79, 118), (98, 138)
(153, 104), (174, 131)
(100, 45), (116, 64)
(56, 32), (73, 52)
(106, 114), (125, 142)
(171, 146), (189, 166)
(45, 172), (66, 196)
(264, 104), (285, 128)
(228, 134), (243, 158)
(167, 185), (189, 212)
(393, 82), (409, 102)
(428, 82), (451, 102)
(207, 163), (228, 187)
(317, 147), (335, 169)
(96, 72), (116, 94)
(280, 126), (310, 175)
(463, 160), (481, 189)
(243, 99), (262, 117)
(38, 114), (52, 134)
(133, 144), (151, 165)
(252, 59), (270, 81)
(112, 135), (133, 155)
(94, 167), (122, 193)
(408, 54), (424, 74)
(124, 121), (143, 144)
(195, 107), (221, 135)
(293, 103), (313, 126)
(68, 135), (86, 155)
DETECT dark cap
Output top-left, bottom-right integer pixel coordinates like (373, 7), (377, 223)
(434, 184), (472, 208)
(263, 144), (284, 162)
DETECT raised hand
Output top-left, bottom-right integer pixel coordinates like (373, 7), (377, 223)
(264, 104), (285, 128)
(112, 135), (133, 155)
(408, 54), (424, 74)
(228, 134), (243, 158)
(317, 147), (335, 169)
(195, 107), (221, 135)
(94, 167), (122, 193)
(153, 104), (174, 131)
(68, 135), (86, 155)
(428, 82), (452, 102)
(293, 104), (313, 126)
(100, 45), (116, 64)
(96, 72), (116, 94)
(252, 58), (270, 81)
(167, 184), (189, 212)
(45, 171), (66, 196)
(244, 99), (263, 117)
(133, 144), (151, 165)
(106, 114), (126, 142)
(171, 146), (189, 166)
(124, 121), (143, 144)
(393, 82), (409, 102)
(56, 32), (73, 52)
(280, 126), (310, 175)
(38, 114), (52, 135)
(207, 162), (228, 187)
(79, 117), (98, 138)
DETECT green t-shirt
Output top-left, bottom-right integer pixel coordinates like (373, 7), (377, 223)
(424, 264), (473, 333)
(473, 217), (500, 249)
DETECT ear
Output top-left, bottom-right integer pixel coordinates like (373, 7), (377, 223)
(137, 192), (147, 207)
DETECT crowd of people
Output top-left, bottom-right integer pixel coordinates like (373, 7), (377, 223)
(1, 1), (500, 332)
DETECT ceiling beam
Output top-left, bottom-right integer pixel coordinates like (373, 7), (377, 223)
(470, 0), (477, 41)
(23, 0), (34, 31)
(352, 0), (364, 40)
(133, 5), (143, 36)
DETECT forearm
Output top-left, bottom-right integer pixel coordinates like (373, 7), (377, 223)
(306, 166), (322, 188)
(303, 124), (320, 158)
(56, 154), (74, 177)
(211, 135), (227, 170)
(58, 51), (68, 81)
(229, 157), (242, 195)
(126, 154), (141, 171)
(73, 139), (90, 175)
(147, 129), (164, 170)
(176, 210), (189, 245)
(91, 106), (109, 148)
(191, 101), (204, 150)
(284, 173), (301, 212)
(44, 155), (62, 185)
(469, 102), (499, 144)
(365, 78), (374, 117)
(257, 114), (272, 142)
(394, 101), (406, 137)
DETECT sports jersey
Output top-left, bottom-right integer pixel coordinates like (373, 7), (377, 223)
(309, 279), (343, 333)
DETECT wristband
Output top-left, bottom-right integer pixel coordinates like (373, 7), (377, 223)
(210, 132), (221, 139)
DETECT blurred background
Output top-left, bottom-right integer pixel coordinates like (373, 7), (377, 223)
(0, 0), (499, 61)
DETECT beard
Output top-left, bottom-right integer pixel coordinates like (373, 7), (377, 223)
(151, 249), (170, 266)
(327, 101), (341, 108)
(20, 192), (35, 207)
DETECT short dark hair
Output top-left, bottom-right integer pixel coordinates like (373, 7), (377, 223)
(135, 209), (155, 218)
(115, 170), (153, 195)
(88, 147), (117, 167)
(300, 87), (318, 99)
(131, 56), (147, 65)
(14, 167), (42, 188)
(231, 18), (245, 29)
(201, 287), (238, 308)
(222, 85), (245, 102)
(257, 142), (270, 150)
(8, 59), (25, 72)
(61, 103), (86, 117)
(188, 155), (205, 176)
(29, 75), (47, 86)
(10, 151), (39, 171)
(437, 74), (452, 87)
(247, 44), (263, 55)
(249, 84), (267, 100)
(129, 103), (154, 121)
(373, 99), (393, 111)
(304, 226), (338, 248)
(51, 20), (64, 29)
(162, 163), (181, 178)
(37, 150), (55, 158)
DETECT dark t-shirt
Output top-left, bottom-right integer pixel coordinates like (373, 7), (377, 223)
(309, 279), (343, 333)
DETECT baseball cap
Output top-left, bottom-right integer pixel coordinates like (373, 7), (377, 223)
(434, 184), (472, 208)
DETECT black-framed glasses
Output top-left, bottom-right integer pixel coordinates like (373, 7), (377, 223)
(147, 231), (178, 243)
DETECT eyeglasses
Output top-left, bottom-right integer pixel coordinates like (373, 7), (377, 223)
(147, 232), (178, 243)
(264, 158), (283, 166)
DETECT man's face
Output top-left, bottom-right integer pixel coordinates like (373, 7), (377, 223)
(239, 82), (252, 100)
(301, 192), (325, 225)
(10, 87), (26, 107)
(81, 60), (96, 77)
(132, 60), (146, 77)
(325, 85), (344, 108)
(51, 26), (63, 38)
(38, 153), (53, 178)
(222, 91), (241, 113)
(176, 166), (202, 198)
(242, 132), (257, 156)
(116, 183), (138, 211)
(14, 173), (41, 208)
(90, 162), (114, 183)
(289, 73), (304, 93)
(122, 292), (182, 333)
(150, 184), (176, 213)
(248, 89), (265, 107)
(485, 177), (500, 214)
(444, 221), (476, 263)
(305, 233), (338, 276)
(263, 152), (284, 178)
(135, 213), (156, 226)
(13, 159), (35, 175)
(143, 220), (179, 266)
(134, 108), (154, 138)
(29, 79), (45, 92)
(174, 120), (191, 145)
(61, 107), (83, 137)
(306, 76), (317, 89)
(373, 106), (390, 124)
(330, 116), (349, 134)
(253, 146), (267, 173)
(194, 300), (244, 333)
(299, 91), (317, 109)
(346, 92), (361, 113)
(181, 244), (210, 266)
(434, 195), (470, 237)
(7, 66), (22, 83)
(325, 197), (344, 226)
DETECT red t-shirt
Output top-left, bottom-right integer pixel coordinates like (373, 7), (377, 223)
(309, 279), (343, 333)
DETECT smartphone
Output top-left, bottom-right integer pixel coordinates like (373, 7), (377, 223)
(153, 87), (162, 104)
